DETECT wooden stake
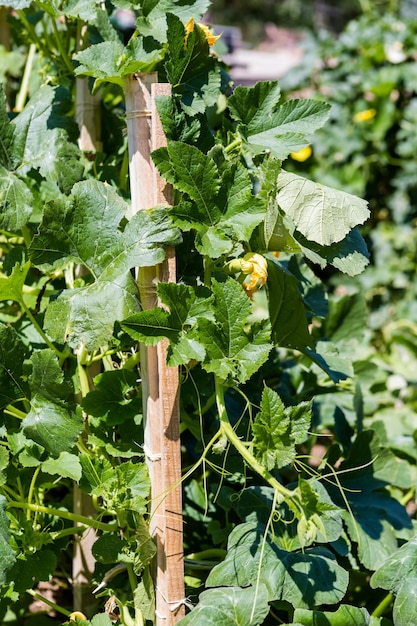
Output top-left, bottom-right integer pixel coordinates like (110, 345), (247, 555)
(125, 74), (185, 625)
(73, 69), (102, 613)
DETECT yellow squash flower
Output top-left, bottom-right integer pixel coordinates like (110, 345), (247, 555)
(184, 18), (221, 47)
(241, 253), (268, 298)
(290, 146), (312, 162)
(353, 108), (377, 123)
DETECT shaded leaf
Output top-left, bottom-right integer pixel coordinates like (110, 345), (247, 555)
(82, 369), (141, 425)
(267, 260), (313, 350)
(0, 323), (28, 410)
(177, 585), (270, 626)
(0, 495), (16, 585)
(207, 522), (348, 608)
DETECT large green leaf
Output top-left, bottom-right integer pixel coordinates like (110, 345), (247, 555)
(30, 180), (180, 275)
(133, 0), (211, 43)
(0, 323), (28, 411)
(177, 585), (270, 626)
(293, 605), (372, 626)
(325, 430), (413, 570)
(276, 170), (370, 246)
(267, 260), (313, 350)
(44, 271), (140, 351)
(197, 278), (272, 384)
(228, 81), (330, 158)
(22, 350), (83, 456)
(30, 180), (180, 350)
(11, 85), (84, 193)
(74, 38), (165, 88)
(152, 143), (266, 257)
(0, 167), (33, 231)
(165, 14), (222, 114)
(206, 522), (349, 608)
(252, 387), (311, 470)
(82, 369), (142, 426)
(371, 535), (417, 626)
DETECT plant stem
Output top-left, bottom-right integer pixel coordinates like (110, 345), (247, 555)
(15, 43), (36, 112)
(20, 299), (65, 359)
(8, 501), (118, 532)
(26, 589), (72, 617)
(50, 15), (74, 74)
(26, 465), (41, 521)
(215, 378), (301, 509)
(372, 592), (393, 618)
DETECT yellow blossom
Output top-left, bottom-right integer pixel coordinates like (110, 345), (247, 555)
(353, 108), (377, 123)
(67, 612), (87, 622)
(184, 17), (221, 47)
(290, 146), (312, 162)
(241, 253), (268, 298)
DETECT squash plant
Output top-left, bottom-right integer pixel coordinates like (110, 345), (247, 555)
(0, 1), (414, 625)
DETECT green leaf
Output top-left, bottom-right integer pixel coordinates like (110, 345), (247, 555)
(44, 272), (140, 351)
(134, 0), (211, 43)
(325, 430), (413, 570)
(206, 522), (349, 608)
(92, 520), (156, 572)
(297, 479), (343, 547)
(11, 85), (84, 193)
(79, 454), (149, 512)
(0, 322), (28, 410)
(0, 84), (15, 170)
(267, 259), (313, 350)
(30, 181), (180, 275)
(0, 261), (30, 305)
(153, 143), (265, 257)
(42, 452), (82, 481)
(197, 278), (272, 384)
(294, 605), (371, 626)
(121, 282), (211, 366)
(371, 536), (417, 626)
(22, 350), (83, 456)
(0, 167), (33, 230)
(166, 14), (222, 114)
(0, 495), (16, 585)
(74, 38), (165, 87)
(82, 369), (141, 425)
(276, 170), (370, 246)
(228, 82), (331, 158)
(252, 387), (311, 470)
(30, 181), (180, 350)
(8, 549), (57, 593)
(177, 585), (270, 626)
(296, 227), (370, 276)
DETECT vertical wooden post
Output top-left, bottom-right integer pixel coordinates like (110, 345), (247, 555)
(125, 74), (185, 625)
(73, 69), (102, 613)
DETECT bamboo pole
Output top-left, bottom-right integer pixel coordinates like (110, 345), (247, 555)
(125, 73), (185, 625)
(73, 62), (102, 612)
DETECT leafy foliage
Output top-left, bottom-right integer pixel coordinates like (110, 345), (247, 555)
(0, 1), (414, 626)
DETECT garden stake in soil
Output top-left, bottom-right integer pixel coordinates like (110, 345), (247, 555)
(125, 72), (185, 625)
